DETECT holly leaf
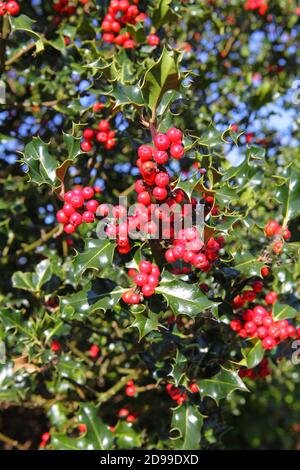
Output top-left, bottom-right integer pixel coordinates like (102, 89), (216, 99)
(243, 341), (265, 369)
(174, 173), (201, 200)
(52, 404), (113, 450)
(9, 15), (44, 54)
(22, 137), (58, 187)
(156, 274), (216, 318)
(131, 311), (160, 340)
(198, 367), (248, 404)
(106, 82), (144, 108)
(60, 279), (125, 319)
(12, 259), (52, 293)
(275, 166), (300, 223)
(22, 134), (82, 189)
(171, 403), (204, 450)
(151, 0), (179, 28)
(142, 48), (182, 112)
(73, 239), (116, 283)
(114, 421), (143, 449)
(273, 302), (298, 321)
(233, 251), (265, 277)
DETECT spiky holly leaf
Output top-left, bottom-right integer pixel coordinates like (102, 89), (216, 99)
(73, 239), (116, 283)
(174, 172), (201, 200)
(151, 0), (179, 28)
(156, 273), (216, 318)
(198, 367), (248, 404)
(131, 311), (160, 340)
(142, 48), (182, 112)
(171, 403), (204, 450)
(9, 15), (44, 54)
(52, 404), (113, 450)
(12, 259), (52, 293)
(233, 251), (265, 277)
(60, 279), (125, 319)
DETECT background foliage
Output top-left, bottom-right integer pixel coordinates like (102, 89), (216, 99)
(0, 0), (300, 450)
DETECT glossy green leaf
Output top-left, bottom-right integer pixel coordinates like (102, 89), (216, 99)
(12, 259), (52, 292)
(142, 48), (182, 112)
(73, 239), (116, 283)
(171, 404), (204, 450)
(198, 367), (248, 404)
(52, 404), (113, 450)
(131, 310), (160, 340)
(243, 341), (265, 369)
(156, 274), (216, 318)
(60, 279), (125, 318)
(115, 421), (143, 449)
(273, 302), (298, 321)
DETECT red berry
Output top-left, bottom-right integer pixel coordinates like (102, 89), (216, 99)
(78, 424), (87, 434)
(135, 179), (146, 194)
(82, 186), (95, 199)
(134, 273), (148, 287)
(0, 2), (6, 15)
(230, 319), (242, 332)
(123, 39), (135, 49)
(86, 200), (99, 212)
(167, 127), (182, 143)
(81, 140), (92, 152)
(138, 145), (153, 162)
(257, 326), (268, 339)
(265, 291), (278, 305)
(153, 186), (168, 201)
(148, 34), (160, 46)
(154, 150), (169, 164)
(63, 204), (75, 217)
(165, 248), (176, 263)
(244, 321), (257, 336)
(154, 133), (170, 151)
(56, 210), (68, 224)
(264, 220), (281, 237)
(51, 340), (61, 352)
(142, 284), (155, 297)
(118, 408), (129, 418)
(273, 240), (284, 254)
(138, 191), (151, 205)
(6, 1), (20, 16)
(189, 383), (199, 393)
(69, 212), (83, 226)
(262, 336), (276, 350)
(70, 195), (84, 208)
(261, 266), (270, 277)
(98, 120), (110, 132)
(89, 344), (100, 358)
(83, 128), (94, 140)
(96, 131), (108, 143)
(128, 293), (141, 305)
(139, 260), (152, 274)
(82, 211), (95, 223)
(155, 172), (170, 187)
(170, 143), (184, 159)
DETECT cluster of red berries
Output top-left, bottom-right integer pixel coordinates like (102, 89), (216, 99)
(53, 0), (76, 16)
(125, 380), (136, 397)
(56, 186), (99, 234)
(166, 383), (187, 406)
(122, 260), (160, 304)
(239, 358), (271, 380)
(97, 203), (132, 254)
(244, 0), (268, 15)
(101, 0), (160, 49)
(264, 220), (291, 254)
(165, 232), (224, 272)
(0, 1), (20, 16)
(135, 128), (185, 202)
(230, 285), (297, 350)
(118, 407), (137, 423)
(81, 120), (116, 153)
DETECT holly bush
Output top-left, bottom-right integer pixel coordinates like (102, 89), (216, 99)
(0, 0), (300, 451)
